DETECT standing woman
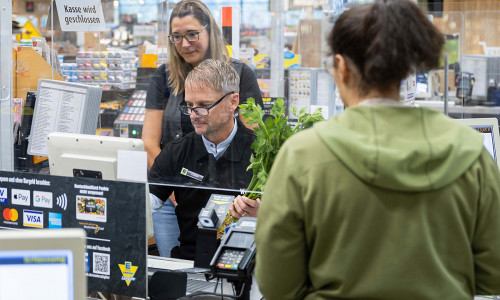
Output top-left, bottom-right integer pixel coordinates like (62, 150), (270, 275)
(143, 0), (263, 257)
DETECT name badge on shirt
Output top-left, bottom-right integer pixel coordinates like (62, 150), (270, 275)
(180, 168), (204, 182)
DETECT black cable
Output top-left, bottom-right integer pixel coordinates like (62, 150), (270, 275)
(221, 278), (223, 300)
(213, 277), (219, 294)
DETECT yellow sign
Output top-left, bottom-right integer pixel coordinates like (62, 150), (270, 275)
(118, 261), (138, 286)
(19, 20), (41, 41)
(226, 45), (233, 58)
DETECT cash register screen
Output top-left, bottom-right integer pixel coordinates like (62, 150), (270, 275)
(455, 118), (500, 168)
(473, 126), (497, 163)
(0, 249), (74, 299)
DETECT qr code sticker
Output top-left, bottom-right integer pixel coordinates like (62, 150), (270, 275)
(93, 252), (110, 275)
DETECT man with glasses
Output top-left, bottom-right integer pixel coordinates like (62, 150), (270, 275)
(148, 60), (260, 260)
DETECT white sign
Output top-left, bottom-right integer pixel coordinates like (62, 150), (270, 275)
(133, 25), (155, 37)
(55, 0), (106, 32)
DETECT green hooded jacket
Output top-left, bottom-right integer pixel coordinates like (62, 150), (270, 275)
(255, 105), (500, 300)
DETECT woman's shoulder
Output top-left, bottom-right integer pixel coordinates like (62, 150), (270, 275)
(152, 63), (170, 78)
(229, 58), (244, 74)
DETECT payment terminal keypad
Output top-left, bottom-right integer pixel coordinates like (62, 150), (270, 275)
(216, 249), (245, 270)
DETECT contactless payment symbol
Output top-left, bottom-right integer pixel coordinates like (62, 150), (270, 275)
(119, 261), (138, 286)
(56, 193), (68, 210)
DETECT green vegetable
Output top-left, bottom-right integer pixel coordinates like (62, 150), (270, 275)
(217, 97), (324, 238)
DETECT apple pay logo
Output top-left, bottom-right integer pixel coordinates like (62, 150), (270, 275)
(12, 189), (30, 206)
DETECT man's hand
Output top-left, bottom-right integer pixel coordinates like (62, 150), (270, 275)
(230, 196), (260, 218)
(168, 192), (177, 206)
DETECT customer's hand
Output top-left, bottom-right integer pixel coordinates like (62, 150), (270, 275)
(230, 196), (260, 218)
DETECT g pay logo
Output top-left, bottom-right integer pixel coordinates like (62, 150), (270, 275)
(3, 208), (18, 222)
(12, 189), (30, 206)
(23, 210), (43, 228)
(0, 188), (7, 204)
(33, 191), (53, 208)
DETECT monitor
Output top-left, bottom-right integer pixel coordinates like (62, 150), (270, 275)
(0, 228), (86, 300)
(47, 132), (145, 180)
(454, 118), (500, 168)
(47, 132), (153, 238)
(416, 71), (438, 99)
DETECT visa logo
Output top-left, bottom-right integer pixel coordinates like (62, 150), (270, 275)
(0, 188), (7, 204)
(12, 189), (30, 206)
(23, 210), (43, 228)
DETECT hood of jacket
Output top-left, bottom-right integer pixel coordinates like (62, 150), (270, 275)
(314, 105), (484, 192)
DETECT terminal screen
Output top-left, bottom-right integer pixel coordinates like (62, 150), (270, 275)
(0, 249), (74, 300)
(226, 232), (255, 249)
(472, 126), (497, 163)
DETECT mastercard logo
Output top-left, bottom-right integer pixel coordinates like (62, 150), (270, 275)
(3, 208), (18, 222)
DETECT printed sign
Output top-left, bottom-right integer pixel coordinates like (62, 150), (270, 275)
(119, 261), (138, 286)
(133, 25), (155, 37)
(55, 0), (106, 32)
(0, 171), (147, 298)
(76, 196), (107, 223)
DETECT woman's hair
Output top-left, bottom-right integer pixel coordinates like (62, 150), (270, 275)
(328, 0), (444, 95)
(186, 59), (240, 94)
(168, 0), (230, 95)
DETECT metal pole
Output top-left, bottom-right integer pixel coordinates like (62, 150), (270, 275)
(0, 0), (14, 171)
(444, 54), (449, 116)
(270, 0), (284, 97)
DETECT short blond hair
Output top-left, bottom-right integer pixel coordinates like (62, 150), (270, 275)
(186, 59), (239, 94)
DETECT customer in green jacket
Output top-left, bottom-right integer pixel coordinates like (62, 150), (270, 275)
(255, 1), (500, 299)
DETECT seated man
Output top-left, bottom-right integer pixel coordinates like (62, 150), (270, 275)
(148, 59), (260, 260)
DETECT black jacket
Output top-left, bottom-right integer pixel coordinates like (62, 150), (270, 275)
(148, 120), (255, 259)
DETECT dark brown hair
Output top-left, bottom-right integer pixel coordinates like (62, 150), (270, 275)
(328, 0), (444, 95)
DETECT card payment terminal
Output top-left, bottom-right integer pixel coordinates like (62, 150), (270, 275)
(210, 217), (257, 280)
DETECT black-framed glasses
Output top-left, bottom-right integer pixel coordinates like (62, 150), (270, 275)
(179, 92), (235, 116)
(168, 25), (208, 44)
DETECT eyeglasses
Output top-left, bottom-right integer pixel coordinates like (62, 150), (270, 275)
(168, 25), (208, 44)
(324, 56), (334, 76)
(179, 92), (235, 116)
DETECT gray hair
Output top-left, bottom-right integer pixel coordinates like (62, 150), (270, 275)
(185, 59), (240, 93)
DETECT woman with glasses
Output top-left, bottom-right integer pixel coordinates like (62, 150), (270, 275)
(143, 0), (263, 257)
